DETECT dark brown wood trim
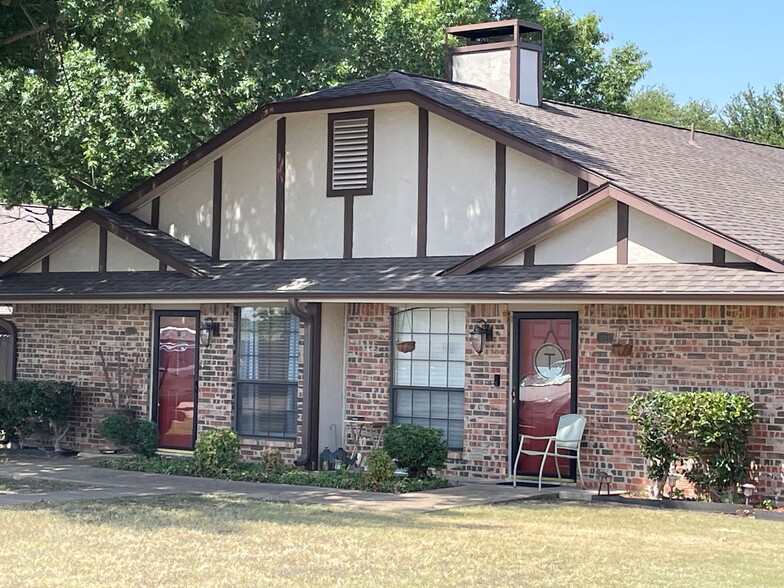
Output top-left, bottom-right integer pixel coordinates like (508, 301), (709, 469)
(443, 184), (613, 276)
(159, 260), (166, 272)
(109, 89), (606, 214)
(417, 107), (429, 257)
(577, 178), (589, 196)
(617, 202), (629, 265)
(326, 109), (375, 198)
(150, 197), (160, 229)
(40, 256), (49, 274)
(414, 96), (605, 185)
(275, 117), (286, 261)
(87, 212), (203, 278)
(523, 246), (535, 266)
(98, 227), (108, 272)
(445, 19), (543, 35)
(343, 195), (354, 259)
(445, 182), (784, 277)
(495, 142), (506, 242)
(713, 245), (726, 265)
(211, 157), (223, 261)
(606, 185), (784, 272)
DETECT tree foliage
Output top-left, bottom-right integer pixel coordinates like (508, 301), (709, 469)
(627, 86), (724, 133)
(0, 0), (650, 209)
(723, 84), (784, 147)
(629, 390), (758, 501)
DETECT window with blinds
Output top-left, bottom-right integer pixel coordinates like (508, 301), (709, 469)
(327, 110), (374, 197)
(236, 307), (299, 438)
(391, 307), (466, 450)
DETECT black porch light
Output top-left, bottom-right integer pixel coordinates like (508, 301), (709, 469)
(469, 319), (493, 354)
(199, 318), (220, 348)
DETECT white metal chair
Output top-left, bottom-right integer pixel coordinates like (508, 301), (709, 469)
(513, 414), (586, 491)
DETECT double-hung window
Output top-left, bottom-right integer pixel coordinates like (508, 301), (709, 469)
(392, 307), (465, 450)
(236, 307), (299, 438)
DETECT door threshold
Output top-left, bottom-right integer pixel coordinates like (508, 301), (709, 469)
(157, 448), (194, 457)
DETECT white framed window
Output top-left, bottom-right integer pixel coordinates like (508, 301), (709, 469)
(391, 307), (465, 450)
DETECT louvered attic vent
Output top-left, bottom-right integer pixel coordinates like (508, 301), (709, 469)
(327, 110), (374, 197)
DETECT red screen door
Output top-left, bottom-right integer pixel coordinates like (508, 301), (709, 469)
(514, 314), (576, 477)
(154, 312), (199, 449)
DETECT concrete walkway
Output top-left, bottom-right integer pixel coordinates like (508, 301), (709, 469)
(0, 457), (588, 514)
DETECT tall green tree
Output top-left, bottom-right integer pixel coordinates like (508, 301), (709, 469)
(627, 86), (724, 133)
(0, 0), (650, 209)
(723, 84), (784, 147)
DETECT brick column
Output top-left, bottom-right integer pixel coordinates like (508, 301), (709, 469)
(460, 304), (510, 479)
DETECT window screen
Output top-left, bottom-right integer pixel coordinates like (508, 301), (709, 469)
(236, 307), (299, 438)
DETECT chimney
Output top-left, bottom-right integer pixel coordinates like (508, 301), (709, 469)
(445, 19), (543, 106)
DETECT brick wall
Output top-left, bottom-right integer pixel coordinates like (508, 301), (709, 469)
(13, 303), (152, 448)
(578, 304), (784, 491)
(344, 303), (391, 456)
(457, 304), (510, 479)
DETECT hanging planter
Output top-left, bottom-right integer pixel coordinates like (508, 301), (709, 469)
(396, 340), (416, 353)
(611, 343), (634, 357)
(393, 308), (416, 354)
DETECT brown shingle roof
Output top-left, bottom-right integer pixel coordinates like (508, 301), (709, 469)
(286, 72), (784, 262)
(0, 259), (781, 301)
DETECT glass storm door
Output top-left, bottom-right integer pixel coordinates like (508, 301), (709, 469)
(153, 312), (199, 449)
(513, 313), (577, 478)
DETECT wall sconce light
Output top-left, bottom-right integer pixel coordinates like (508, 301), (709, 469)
(199, 318), (220, 348)
(469, 319), (493, 354)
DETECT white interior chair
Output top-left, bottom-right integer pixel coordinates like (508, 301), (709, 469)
(513, 414), (586, 491)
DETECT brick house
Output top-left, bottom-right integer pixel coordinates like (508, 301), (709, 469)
(1, 20), (783, 490)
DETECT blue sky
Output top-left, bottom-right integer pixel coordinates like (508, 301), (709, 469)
(564, 0), (784, 106)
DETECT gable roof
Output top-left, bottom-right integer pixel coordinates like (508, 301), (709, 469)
(0, 208), (212, 278)
(102, 71), (784, 268)
(444, 183), (784, 276)
(285, 72), (784, 264)
(0, 206), (78, 262)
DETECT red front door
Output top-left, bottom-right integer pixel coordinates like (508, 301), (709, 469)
(513, 313), (577, 477)
(153, 312), (199, 449)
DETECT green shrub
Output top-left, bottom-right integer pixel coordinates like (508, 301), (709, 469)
(194, 428), (240, 476)
(129, 419), (158, 458)
(629, 390), (757, 501)
(260, 450), (285, 475)
(364, 449), (395, 490)
(383, 424), (447, 479)
(99, 414), (134, 447)
(0, 380), (76, 449)
(99, 415), (159, 458)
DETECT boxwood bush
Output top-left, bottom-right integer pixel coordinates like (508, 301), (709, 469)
(383, 424), (447, 479)
(194, 428), (240, 476)
(629, 390), (757, 501)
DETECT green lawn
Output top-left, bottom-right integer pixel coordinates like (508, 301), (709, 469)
(0, 496), (781, 587)
(0, 476), (90, 494)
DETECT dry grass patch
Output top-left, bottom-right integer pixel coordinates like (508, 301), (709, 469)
(0, 496), (781, 587)
(0, 476), (90, 494)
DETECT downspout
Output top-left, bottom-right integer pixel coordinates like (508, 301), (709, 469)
(288, 299), (321, 469)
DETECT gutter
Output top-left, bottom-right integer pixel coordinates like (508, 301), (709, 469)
(287, 298), (321, 469)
